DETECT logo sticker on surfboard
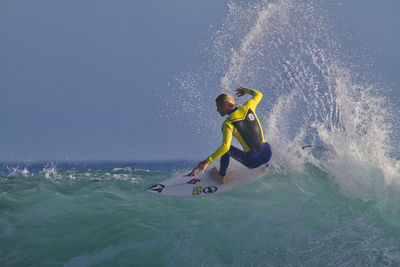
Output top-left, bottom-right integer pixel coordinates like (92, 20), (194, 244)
(192, 186), (218, 195)
(203, 186), (217, 194)
(193, 186), (202, 195)
(187, 179), (201, 184)
(147, 184), (165, 193)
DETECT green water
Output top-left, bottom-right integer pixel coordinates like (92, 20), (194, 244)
(1, 163), (400, 266)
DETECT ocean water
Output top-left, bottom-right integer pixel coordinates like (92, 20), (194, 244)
(1, 159), (400, 266)
(3, 0), (400, 266)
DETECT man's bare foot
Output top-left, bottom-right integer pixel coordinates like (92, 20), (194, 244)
(211, 166), (227, 184)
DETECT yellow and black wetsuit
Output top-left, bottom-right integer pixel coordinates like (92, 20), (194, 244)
(206, 88), (272, 176)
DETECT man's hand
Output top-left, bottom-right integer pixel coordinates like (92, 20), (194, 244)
(185, 160), (209, 177)
(235, 87), (246, 97)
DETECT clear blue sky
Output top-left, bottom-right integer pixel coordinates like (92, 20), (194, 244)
(1, 0), (399, 161)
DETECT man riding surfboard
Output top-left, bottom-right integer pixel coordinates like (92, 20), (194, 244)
(186, 87), (272, 184)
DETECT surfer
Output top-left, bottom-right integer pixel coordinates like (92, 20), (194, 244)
(186, 87), (272, 184)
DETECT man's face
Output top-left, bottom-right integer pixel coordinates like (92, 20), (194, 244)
(216, 102), (229, 116)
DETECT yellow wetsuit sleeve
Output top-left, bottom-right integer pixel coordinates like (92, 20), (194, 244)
(205, 124), (233, 163)
(243, 88), (263, 110)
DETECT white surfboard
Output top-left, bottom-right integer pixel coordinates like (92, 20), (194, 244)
(147, 163), (269, 197)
